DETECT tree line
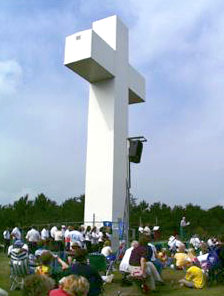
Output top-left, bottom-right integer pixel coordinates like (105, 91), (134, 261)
(1, 193), (224, 239)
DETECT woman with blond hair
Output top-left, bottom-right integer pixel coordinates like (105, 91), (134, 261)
(49, 275), (89, 296)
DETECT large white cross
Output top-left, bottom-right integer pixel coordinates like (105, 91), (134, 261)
(64, 15), (145, 225)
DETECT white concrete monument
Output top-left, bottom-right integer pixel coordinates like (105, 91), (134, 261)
(64, 15), (145, 225)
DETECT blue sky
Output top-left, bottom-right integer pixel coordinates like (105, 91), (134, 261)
(1, 0), (224, 208)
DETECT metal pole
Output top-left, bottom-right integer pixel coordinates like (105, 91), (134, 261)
(93, 213), (95, 227)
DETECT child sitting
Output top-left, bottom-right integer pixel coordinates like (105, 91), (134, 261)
(179, 258), (205, 289)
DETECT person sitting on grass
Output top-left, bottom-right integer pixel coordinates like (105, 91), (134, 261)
(49, 274), (89, 296)
(157, 248), (169, 268)
(173, 244), (189, 270)
(179, 258), (205, 289)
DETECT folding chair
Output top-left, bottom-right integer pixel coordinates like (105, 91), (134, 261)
(10, 257), (30, 290)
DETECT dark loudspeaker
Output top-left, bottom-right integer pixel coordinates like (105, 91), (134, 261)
(129, 140), (143, 163)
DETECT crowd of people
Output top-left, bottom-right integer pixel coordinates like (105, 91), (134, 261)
(1, 224), (114, 296)
(1, 221), (224, 295)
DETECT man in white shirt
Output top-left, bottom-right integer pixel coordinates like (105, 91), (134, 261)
(26, 226), (40, 253)
(54, 227), (64, 252)
(41, 227), (49, 241)
(3, 228), (10, 253)
(50, 226), (58, 240)
(69, 226), (84, 247)
(41, 227), (49, 247)
(180, 217), (190, 240)
(11, 227), (21, 241)
(144, 225), (151, 236)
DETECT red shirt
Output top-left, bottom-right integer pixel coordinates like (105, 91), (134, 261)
(49, 288), (70, 296)
(129, 245), (148, 266)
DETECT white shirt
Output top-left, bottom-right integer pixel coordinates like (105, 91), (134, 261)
(144, 226), (151, 235)
(11, 227), (21, 240)
(41, 228), (49, 240)
(119, 247), (133, 272)
(26, 228), (40, 242)
(98, 232), (110, 242)
(138, 226), (144, 233)
(190, 237), (201, 250)
(207, 238), (215, 247)
(197, 253), (208, 263)
(84, 231), (92, 241)
(54, 230), (63, 241)
(64, 229), (70, 237)
(148, 243), (157, 261)
(50, 226), (58, 239)
(91, 232), (99, 244)
(101, 246), (112, 257)
(3, 230), (10, 240)
(69, 230), (84, 243)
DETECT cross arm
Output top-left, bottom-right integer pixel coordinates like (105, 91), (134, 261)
(128, 64), (146, 104)
(64, 29), (115, 83)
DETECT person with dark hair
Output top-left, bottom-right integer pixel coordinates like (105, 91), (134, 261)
(35, 251), (68, 276)
(70, 249), (103, 296)
(84, 226), (92, 252)
(90, 227), (99, 252)
(22, 274), (55, 296)
(26, 226), (41, 254)
(129, 236), (163, 291)
(98, 227), (108, 251)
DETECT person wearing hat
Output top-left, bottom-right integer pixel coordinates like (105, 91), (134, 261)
(3, 227), (10, 253)
(11, 226), (21, 241)
(8, 240), (28, 258)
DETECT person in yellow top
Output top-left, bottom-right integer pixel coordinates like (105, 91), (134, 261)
(174, 245), (190, 269)
(35, 251), (68, 276)
(179, 259), (205, 289)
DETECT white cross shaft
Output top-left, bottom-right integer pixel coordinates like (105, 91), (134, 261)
(64, 15), (145, 224)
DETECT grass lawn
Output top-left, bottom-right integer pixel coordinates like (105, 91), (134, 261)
(1, 252), (224, 295)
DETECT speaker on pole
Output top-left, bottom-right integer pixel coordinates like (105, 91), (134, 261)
(129, 140), (143, 163)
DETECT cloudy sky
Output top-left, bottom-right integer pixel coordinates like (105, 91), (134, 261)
(1, 0), (224, 208)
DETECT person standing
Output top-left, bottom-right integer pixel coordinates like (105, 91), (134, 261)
(69, 226), (84, 247)
(26, 226), (41, 253)
(3, 227), (10, 253)
(180, 217), (190, 240)
(54, 227), (64, 254)
(50, 226), (58, 240)
(84, 226), (92, 253)
(64, 226), (71, 251)
(11, 226), (21, 241)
